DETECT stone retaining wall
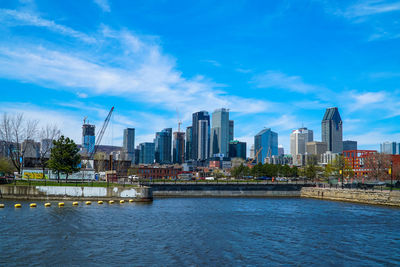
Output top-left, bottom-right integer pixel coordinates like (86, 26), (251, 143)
(300, 187), (400, 206)
(0, 185), (152, 201)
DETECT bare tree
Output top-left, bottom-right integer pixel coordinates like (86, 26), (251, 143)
(0, 113), (38, 174)
(38, 124), (61, 179)
(364, 152), (391, 181)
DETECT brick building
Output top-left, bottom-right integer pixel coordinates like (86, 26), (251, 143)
(135, 165), (183, 179)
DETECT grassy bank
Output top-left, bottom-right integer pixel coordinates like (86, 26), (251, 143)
(4, 180), (139, 188)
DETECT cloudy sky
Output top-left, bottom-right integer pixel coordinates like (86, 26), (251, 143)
(0, 0), (399, 153)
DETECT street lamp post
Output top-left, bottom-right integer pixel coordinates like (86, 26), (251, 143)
(340, 168), (344, 189)
(390, 161), (393, 191)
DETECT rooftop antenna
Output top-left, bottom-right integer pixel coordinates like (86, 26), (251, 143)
(176, 108), (182, 132)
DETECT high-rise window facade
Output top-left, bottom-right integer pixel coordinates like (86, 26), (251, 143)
(139, 142), (155, 164)
(321, 107), (343, 153)
(229, 140), (246, 159)
(191, 111), (210, 160)
(173, 132), (185, 164)
(155, 128), (172, 164)
(210, 108), (230, 157)
(82, 124), (95, 155)
(254, 128), (278, 164)
(185, 126), (192, 161)
(123, 128), (135, 161)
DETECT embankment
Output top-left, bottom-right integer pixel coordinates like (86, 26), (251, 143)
(150, 183), (307, 197)
(0, 185), (152, 201)
(300, 187), (400, 207)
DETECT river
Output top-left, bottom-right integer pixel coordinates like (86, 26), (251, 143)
(1, 198), (399, 266)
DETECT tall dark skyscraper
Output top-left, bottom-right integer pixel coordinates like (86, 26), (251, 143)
(185, 126), (192, 161)
(229, 140), (246, 159)
(123, 128), (135, 161)
(191, 111), (210, 160)
(229, 120), (234, 142)
(173, 132), (185, 164)
(155, 128), (172, 164)
(321, 107), (343, 153)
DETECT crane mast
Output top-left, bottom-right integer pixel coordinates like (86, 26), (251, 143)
(88, 106), (114, 160)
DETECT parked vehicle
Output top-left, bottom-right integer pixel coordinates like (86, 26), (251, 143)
(255, 176), (272, 180)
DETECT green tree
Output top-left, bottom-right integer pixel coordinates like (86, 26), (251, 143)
(332, 155), (354, 181)
(0, 157), (16, 175)
(47, 136), (81, 182)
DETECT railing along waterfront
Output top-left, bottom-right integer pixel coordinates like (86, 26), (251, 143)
(138, 179), (316, 187)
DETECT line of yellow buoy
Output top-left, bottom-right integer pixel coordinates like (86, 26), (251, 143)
(0, 200), (135, 208)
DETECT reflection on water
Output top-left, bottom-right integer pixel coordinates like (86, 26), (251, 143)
(1, 198), (399, 266)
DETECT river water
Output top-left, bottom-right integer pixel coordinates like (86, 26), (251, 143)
(1, 198), (399, 266)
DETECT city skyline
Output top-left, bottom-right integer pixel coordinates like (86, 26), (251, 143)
(0, 1), (400, 153)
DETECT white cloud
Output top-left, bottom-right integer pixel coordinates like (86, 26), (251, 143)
(93, 0), (111, 12)
(343, 1), (400, 18)
(0, 12), (275, 118)
(351, 91), (386, 109)
(77, 92), (88, 98)
(0, 9), (96, 43)
(252, 71), (321, 94)
(326, 1), (400, 41)
(201, 59), (221, 67)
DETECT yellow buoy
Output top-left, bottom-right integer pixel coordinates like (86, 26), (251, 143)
(58, 202), (65, 207)
(120, 200), (125, 204)
(30, 203), (37, 208)
(85, 201), (91, 205)
(129, 199), (134, 203)
(14, 204), (22, 208)
(44, 203), (51, 207)
(98, 201), (103, 204)
(0, 204), (5, 208)
(109, 200), (114, 204)
(72, 202), (79, 206)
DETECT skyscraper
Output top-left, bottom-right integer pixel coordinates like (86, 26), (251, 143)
(123, 128), (135, 161)
(381, 142), (397, 154)
(278, 145), (284, 156)
(290, 127), (314, 156)
(198, 120), (209, 160)
(321, 107), (343, 153)
(210, 108), (230, 157)
(343, 140), (357, 151)
(229, 120), (234, 142)
(155, 128), (172, 164)
(254, 128), (278, 164)
(229, 140), (246, 159)
(173, 132), (185, 164)
(82, 123), (95, 155)
(192, 111), (210, 160)
(139, 142), (155, 164)
(185, 126), (192, 161)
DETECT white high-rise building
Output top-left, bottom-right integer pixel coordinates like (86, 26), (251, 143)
(381, 141), (398, 155)
(290, 127), (313, 166)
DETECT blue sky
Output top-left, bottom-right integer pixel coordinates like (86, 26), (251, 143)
(0, 0), (400, 153)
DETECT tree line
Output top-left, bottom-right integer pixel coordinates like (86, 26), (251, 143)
(0, 113), (81, 181)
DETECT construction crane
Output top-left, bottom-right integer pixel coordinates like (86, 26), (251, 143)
(248, 147), (262, 167)
(88, 106), (114, 160)
(176, 108), (182, 132)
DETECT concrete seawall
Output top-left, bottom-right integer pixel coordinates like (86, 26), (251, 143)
(300, 187), (400, 207)
(151, 184), (305, 197)
(0, 185), (152, 201)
